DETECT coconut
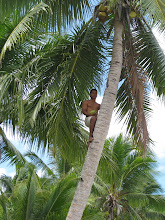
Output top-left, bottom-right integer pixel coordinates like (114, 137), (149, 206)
(105, 6), (111, 14)
(99, 4), (107, 12)
(129, 11), (137, 18)
(98, 11), (107, 20)
(89, 110), (97, 115)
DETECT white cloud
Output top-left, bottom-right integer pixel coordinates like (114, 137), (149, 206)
(9, 172), (16, 178)
(97, 95), (127, 137)
(108, 111), (127, 138)
(96, 96), (103, 105)
(0, 168), (6, 176)
(148, 92), (165, 158)
(152, 27), (165, 53)
(1, 124), (20, 142)
(157, 165), (165, 172)
(37, 169), (44, 177)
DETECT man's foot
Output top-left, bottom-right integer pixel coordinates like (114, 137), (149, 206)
(87, 136), (94, 149)
(89, 136), (94, 142)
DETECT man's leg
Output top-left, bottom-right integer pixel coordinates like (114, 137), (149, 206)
(89, 116), (97, 142)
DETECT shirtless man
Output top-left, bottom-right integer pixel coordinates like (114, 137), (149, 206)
(82, 89), (100, 144)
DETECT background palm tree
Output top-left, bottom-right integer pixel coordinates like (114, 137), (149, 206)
(94, 135), (165, 219)
(1, 134), (165, 220)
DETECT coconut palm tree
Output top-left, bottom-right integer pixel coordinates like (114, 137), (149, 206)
(93, 135), (165, 219)
(67, 1), (165, 219)
(1, 0), (165, 219)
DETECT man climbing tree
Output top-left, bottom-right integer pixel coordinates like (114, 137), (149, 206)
(82, 89), (100, 146)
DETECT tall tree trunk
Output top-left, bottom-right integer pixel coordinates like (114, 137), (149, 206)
(66, 14), (123, 220)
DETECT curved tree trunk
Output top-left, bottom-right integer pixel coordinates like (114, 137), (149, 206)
(66, 14), (123, 220)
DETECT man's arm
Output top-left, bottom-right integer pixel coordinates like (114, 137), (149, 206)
(82, 101), (89, 116)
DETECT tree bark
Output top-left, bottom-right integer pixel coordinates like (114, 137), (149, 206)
(66, 14), (123, 220)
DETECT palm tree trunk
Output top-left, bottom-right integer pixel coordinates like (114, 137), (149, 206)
(108, 211), (113, 220)
(66, 14), (123, 220)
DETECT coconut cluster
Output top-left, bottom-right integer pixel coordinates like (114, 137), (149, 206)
(97, 4), (111, 23)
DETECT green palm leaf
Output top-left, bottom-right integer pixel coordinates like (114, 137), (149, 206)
(24, 170), (40, 220)
(10, 167), (41, 220)
(92, 136), (165, 219)
(0, 126), (26, 167)
(0, 189), (11, 220)
(0, 0), (91, 33)
(40, 172), (78, 219)
(17, 21), (107, 160)
(137, 25), (165, 96)
(0, 0), (42, 21)
(141, 0), (165, 30)
(25, 151), (56, 178)
(0, 175), (13, 195)
(115, 15), (165, 153)
(0, 2), (50, 63)
(121, 157), (155, 192)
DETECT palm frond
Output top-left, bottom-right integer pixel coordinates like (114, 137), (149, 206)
(25, 151), (56, 178)
(45, 0), (91, 31)
(0, 2), (50, 63)
(140, 0), (165, 30)
(115, 19), (163, 154)
(98, 139), (118, 180)
(0, 0), (92, 33)
(17, 22), (107, 160)
(82, 208), (106, 220)
(125, 193), (165, 216)
(123, 203), (142, 220)
(142, 209), (165, 219)
(0, 175), (13, 195)
(0, 0), (42, 21)
(10, 167), (41, 220)
(0, 73), (14, 102)
(40, 172), (78, 219)
(0, 189), (10, 219)
(45, 22), (106, 151)
(121, 156), (155, 192)
(24, 170), (40, 220)
(136, 22), (165, 96)
(146, 194), (165, 213)
(0, 126), (26, 167)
